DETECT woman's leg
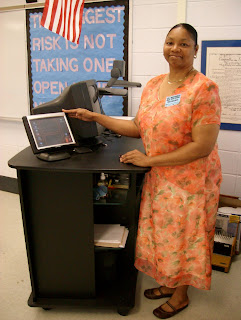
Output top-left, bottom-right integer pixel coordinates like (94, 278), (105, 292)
(151, 286), (176, 297)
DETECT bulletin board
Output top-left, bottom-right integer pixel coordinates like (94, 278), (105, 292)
(26, 0), (129, 116)
(201, 40), (241, 131)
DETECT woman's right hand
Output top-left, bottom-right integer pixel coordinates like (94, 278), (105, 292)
(63, 108), (140, 139)
(62, 108), (95, 122)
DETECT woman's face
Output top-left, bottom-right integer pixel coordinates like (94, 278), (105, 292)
(163, 27), (198, 69)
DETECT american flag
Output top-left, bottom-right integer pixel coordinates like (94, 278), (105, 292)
(41, 0), (85, 44)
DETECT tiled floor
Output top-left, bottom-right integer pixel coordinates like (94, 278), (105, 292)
(0, 190), (240, 320)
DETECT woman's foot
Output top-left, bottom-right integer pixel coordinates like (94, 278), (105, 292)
(144, 286), (175, 299)
(153, 300), (189, 319)
(153, 285), (189, 319)
(153, 285), (189, 318)
(159, 296), (189, 313)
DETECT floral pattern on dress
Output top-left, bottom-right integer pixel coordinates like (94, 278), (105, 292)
(134, 72), (222, 290)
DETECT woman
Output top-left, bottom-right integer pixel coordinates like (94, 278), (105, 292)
(63, 23), (222, 319)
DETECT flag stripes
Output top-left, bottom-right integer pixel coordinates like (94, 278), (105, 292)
(41, 0), (85, 44)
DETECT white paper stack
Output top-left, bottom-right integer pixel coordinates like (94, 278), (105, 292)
(94, 224), (129, 248)
(214, 232), (234, 245)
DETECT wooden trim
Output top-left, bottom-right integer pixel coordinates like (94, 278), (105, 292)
(0, 4), (44, 12)
(177, 0), (187, 23)
(0, 0), (114, 12)
(0, 176), (19, 194)
(0, 117), (22, 122)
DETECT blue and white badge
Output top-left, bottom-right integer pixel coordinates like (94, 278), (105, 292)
(165, 94), (181, 107)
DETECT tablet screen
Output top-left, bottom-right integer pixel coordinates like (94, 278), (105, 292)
(25, 112), (76, 151)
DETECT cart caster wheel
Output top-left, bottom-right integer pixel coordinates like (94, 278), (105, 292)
(42, 308), (52, 311)
(117, 307), (130, 316)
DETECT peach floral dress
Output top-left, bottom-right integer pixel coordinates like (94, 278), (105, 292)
(134, 72), (222, 290)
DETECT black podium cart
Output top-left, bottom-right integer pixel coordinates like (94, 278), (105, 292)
(8, 136), (149, 316)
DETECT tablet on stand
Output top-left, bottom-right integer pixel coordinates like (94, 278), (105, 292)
(22, 112), (77, 161)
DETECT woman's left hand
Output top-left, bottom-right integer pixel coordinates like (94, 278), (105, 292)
(120, 149), (150, 167)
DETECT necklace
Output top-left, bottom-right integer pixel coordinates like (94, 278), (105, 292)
(167, 67), (195, 85)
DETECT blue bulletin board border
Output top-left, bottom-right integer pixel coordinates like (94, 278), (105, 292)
(26, 0), (129, 116)
(201, 40), (241, 131)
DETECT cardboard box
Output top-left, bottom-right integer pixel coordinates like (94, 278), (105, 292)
(216, 209), (241, 254)
(211, 254), (232, 273)
(212, 196), (241, 272)
(218, 195), (241, 254)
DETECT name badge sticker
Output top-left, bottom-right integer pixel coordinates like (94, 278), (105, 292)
(165, 94), (181, 107)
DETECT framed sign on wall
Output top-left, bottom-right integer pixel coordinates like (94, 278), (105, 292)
(26, 0), (129, 116)
(201, 40), (241, 131)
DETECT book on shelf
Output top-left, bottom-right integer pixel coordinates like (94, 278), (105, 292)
(94, 224), (129, 248)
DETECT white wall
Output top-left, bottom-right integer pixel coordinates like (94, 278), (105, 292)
(0, 0), (30, 178)
(0, 0), (241, 198)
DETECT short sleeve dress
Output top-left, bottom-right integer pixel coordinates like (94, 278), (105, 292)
(134, 72), (222, 290)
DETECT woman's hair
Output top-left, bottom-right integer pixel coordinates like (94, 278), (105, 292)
(168, 23), (198, 46)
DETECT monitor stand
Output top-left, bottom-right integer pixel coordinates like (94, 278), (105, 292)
(74, 147), (93, 154)
(36, 151), (71, 162)
(74, 136), (105, 154)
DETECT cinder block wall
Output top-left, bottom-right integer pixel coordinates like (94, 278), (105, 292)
(131, 0), (241, 197)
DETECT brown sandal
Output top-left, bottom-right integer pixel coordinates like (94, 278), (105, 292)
(144, 287), (173, 300)
(153, 300), (189, 319)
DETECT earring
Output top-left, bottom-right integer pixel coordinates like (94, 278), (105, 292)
(194, 55), (197, 59)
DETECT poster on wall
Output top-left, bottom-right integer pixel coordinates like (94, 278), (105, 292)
(201, 40), (241, 131)
(26, 0), (129, 116)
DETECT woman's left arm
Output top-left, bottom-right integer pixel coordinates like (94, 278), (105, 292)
(120, 123), (220, 167)
(120, 79), (221, 167)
